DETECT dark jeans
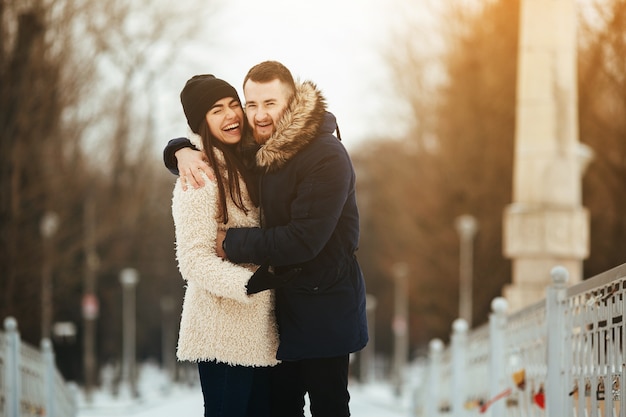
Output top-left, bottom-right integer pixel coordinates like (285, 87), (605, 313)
(197, 360), (271, 417)
(270, 355), (350, 417)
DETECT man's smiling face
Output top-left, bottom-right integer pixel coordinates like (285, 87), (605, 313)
(244, 78), (292, 145)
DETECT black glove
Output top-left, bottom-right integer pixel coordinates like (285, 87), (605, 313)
(246, 261), (301, 295)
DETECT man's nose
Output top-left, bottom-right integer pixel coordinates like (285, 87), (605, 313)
(254, 106), (267, 120)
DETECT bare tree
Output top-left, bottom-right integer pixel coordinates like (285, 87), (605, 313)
(356, 0), (626, 360)
(354, 0), (519, 354)
(0, 0), (217, 381)
(578, 0), (626, 275)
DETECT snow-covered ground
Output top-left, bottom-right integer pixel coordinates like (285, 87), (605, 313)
(76, 362), (416, 417)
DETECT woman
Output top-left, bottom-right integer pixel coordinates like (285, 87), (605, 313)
(171, 74), (278, 417)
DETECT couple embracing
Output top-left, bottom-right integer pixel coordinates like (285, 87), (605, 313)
(168, 60), (368, 417)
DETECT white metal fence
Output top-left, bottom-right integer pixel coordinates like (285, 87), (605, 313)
(0, 317), (77, 417)
(414, 262), (626, 417)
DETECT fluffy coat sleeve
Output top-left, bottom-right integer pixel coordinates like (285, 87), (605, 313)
(171, 176), (254, 304)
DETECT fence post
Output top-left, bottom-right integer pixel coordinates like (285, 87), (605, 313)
(488, 297), (508, 417)
(546, 266), (569, 416)
(4, 317), (21, 417)
(42, 338), (56, 417)
(451, 318), (468, 417)
(425, 338), (443, 417)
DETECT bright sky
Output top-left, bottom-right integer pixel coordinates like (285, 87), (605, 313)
(157, 0), (435, 151)
(156, 0), (600, 153)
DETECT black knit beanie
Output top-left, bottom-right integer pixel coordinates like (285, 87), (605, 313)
(180, 74), (240, 133)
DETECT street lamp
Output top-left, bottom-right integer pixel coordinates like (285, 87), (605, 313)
(455, 214), (478, 327)
(53, 321), (77, 381)
(40, 211), (59, 340)
(391, 262), (409, 397)
(119, 268), (139, 398)
(83, 199), (99, 403)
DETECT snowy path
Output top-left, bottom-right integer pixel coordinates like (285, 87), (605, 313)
(77, 381), (412, 417)
(77, 363), (413, 416)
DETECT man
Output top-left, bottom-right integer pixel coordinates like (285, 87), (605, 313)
(164, 61), (368, 417)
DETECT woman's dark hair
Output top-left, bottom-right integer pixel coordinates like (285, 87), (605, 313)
(198, 118), (259, 224)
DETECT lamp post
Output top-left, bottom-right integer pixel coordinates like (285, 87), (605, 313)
(40, 211), (59, 340)
(391, 262), (409, 397)
(83, 199), (99, 403)
(52, 321), (77, 381)
(455, 214), (478, 326)
(119, 268), (139, 398)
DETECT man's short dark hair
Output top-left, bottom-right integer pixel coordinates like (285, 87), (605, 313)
(243, 61), (296, 94)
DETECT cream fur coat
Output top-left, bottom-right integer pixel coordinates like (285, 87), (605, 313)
(171, 134), (279, 367)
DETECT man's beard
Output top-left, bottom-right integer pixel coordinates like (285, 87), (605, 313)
(253, 129), (271, 145)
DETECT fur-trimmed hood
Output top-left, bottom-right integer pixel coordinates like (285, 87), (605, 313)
(255, 81), (328, 172)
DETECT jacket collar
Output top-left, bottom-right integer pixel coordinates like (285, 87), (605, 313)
(255, 81), (328, 172)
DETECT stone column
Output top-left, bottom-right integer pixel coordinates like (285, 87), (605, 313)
(503, 0), (592, 311)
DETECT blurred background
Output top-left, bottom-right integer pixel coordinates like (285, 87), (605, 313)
(1, 0), (625, 396)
